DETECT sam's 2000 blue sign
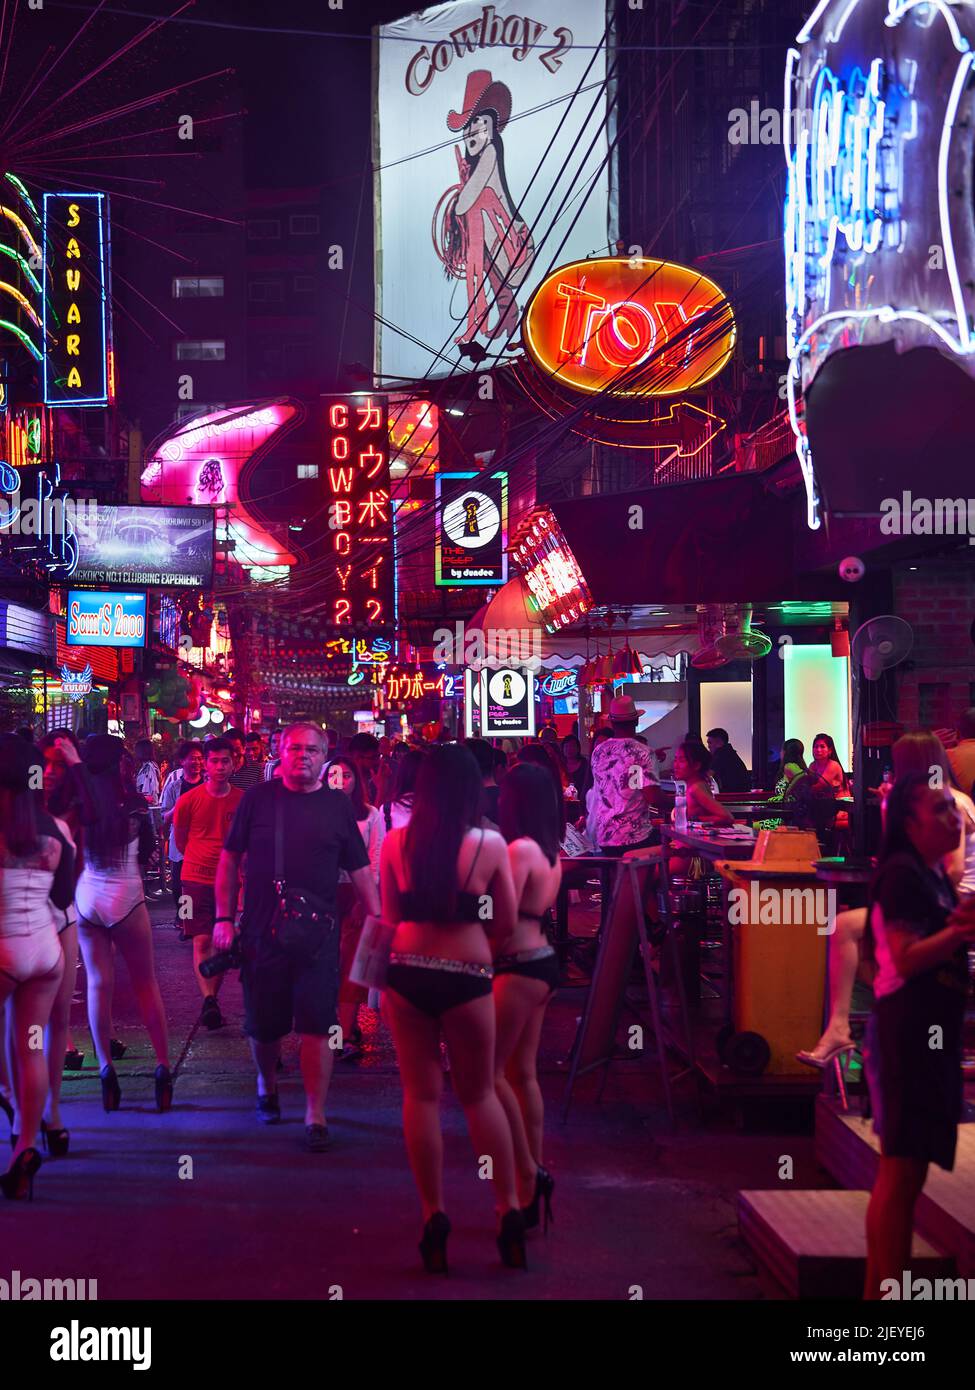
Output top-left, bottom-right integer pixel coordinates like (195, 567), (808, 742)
(66, 591), (147, 648)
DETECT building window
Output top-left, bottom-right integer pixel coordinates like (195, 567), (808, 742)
(294, 275), (317, 294)
(175, 340), (226, 361)
(248, 280), (283, 303)
(289, 214), (320, 236)
(248, 218), (281, 240)
(172, 276), (225, 298)
(297, 464), (319, 480)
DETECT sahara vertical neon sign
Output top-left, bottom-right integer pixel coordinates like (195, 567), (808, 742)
(43, 192), (110, 407)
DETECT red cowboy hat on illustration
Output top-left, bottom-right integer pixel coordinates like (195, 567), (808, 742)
(447, 69), (513, 133)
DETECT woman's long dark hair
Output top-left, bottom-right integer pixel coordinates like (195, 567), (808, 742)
(84, 768), (136, 867)
(813, 732), (839, 762)
(325, 756), (368, 821)
(516, 743), (566, 834)
(500, 763), (559, 866)
(389, 748), (424, 807)
(38, 730), (80, 818)
(448, 108), (525, 281)
(864, 772), (932, 962)
(779, 738), (806, 777)
(0, 734), (40, 858)
(404, 745), (483, 920)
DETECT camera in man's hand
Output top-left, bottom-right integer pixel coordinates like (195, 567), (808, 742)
(199, 939), (242, 979)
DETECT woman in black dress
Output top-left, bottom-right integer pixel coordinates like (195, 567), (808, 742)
(863, 773), (975, 1298)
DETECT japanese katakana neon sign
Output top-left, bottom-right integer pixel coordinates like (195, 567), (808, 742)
(324, 395), (393, 629)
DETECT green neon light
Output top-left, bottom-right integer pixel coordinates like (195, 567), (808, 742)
(0, 242), (42, 297)
(4, 174), (40, 225)
(0, 317), (42, 360)
(782, 643), (851, 772)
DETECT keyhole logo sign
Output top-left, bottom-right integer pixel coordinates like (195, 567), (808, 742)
(442, 488), (499, 549)
(488, 669), (526, 707)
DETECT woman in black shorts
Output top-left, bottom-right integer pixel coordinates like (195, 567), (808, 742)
(864, 773), (975, 1299)
(494, 763), (562, 1233)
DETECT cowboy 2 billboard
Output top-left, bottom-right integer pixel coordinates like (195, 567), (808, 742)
(374, 0), (615, 381)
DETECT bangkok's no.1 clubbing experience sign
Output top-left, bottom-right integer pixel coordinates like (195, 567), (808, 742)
(43, 192), (111, 407)
(323, 396), (394, 629)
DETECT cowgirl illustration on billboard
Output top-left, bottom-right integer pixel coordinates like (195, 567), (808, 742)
(433, 70), (535, 352)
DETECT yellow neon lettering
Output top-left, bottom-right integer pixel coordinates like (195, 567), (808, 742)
(67, 203), (81, 228)
(66, 303), (81, 324)
(66, 269), (80, 292)
(66, 334), (80, 355)
(66, 238), (81, 259)
(67, 367), (82, 388)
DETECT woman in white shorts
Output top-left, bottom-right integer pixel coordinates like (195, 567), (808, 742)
(75, 736), (173, 1114)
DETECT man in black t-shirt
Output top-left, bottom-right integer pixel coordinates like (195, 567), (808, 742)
(706, 727), (751, 793)
(214, 723), (380, 1151)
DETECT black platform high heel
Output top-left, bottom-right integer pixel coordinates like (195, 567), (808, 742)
(497, 1208), (528, 1270)
(100, 1065), (121, 1112)
(40, 1120), (70, 1158)
(419, 1212), (450, 1274)
(1, 1147), (41, 1201)
(154, 1065), (173, 1113)
(523, 1167), (555, 1233)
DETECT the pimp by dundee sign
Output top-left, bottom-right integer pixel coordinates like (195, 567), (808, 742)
(435, 470), (508, 586)
(785, 0), (975, 527)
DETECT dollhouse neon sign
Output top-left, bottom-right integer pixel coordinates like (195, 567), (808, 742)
(785, 0), (975, 529)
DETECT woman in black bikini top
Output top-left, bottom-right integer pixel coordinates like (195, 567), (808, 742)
(380, 744), (527, 1274)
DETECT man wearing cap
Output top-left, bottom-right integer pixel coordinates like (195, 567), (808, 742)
(589, 696), (659, 854)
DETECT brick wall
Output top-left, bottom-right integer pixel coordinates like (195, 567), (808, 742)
(893, 556), (975, 729)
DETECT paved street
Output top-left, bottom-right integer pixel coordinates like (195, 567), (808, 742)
(1, 901), (829, 1301)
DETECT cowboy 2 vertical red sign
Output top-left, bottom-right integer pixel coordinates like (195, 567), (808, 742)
(374, 1), (614, 380)
(323, 396), (394, 633)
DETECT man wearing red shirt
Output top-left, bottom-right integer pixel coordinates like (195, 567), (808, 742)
(174, 738), (243, 1029)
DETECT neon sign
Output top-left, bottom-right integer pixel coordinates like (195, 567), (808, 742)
(323, 396), (393, 629)
(435, 470), (508, 587)
(785, 0), (975, 528)
(66, 591), (147, 648)
(540, 668), (578, 697)
(384, 667), (458, 702)
(522, 257), (736, 398)
(142, 401), (302, 577)
(510, 508), (593, 633)
(43, 193), (110, 407)
(60, 663), (93, 700)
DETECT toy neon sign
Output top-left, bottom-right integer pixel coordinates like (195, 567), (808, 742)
(43, 193), (110, 407)
(522, 257), (736, 398)
(785, 0), (975, 528)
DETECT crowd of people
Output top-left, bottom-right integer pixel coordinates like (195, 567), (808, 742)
(2, 706), (972, 1296)
(0, 722), (567, 1273)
